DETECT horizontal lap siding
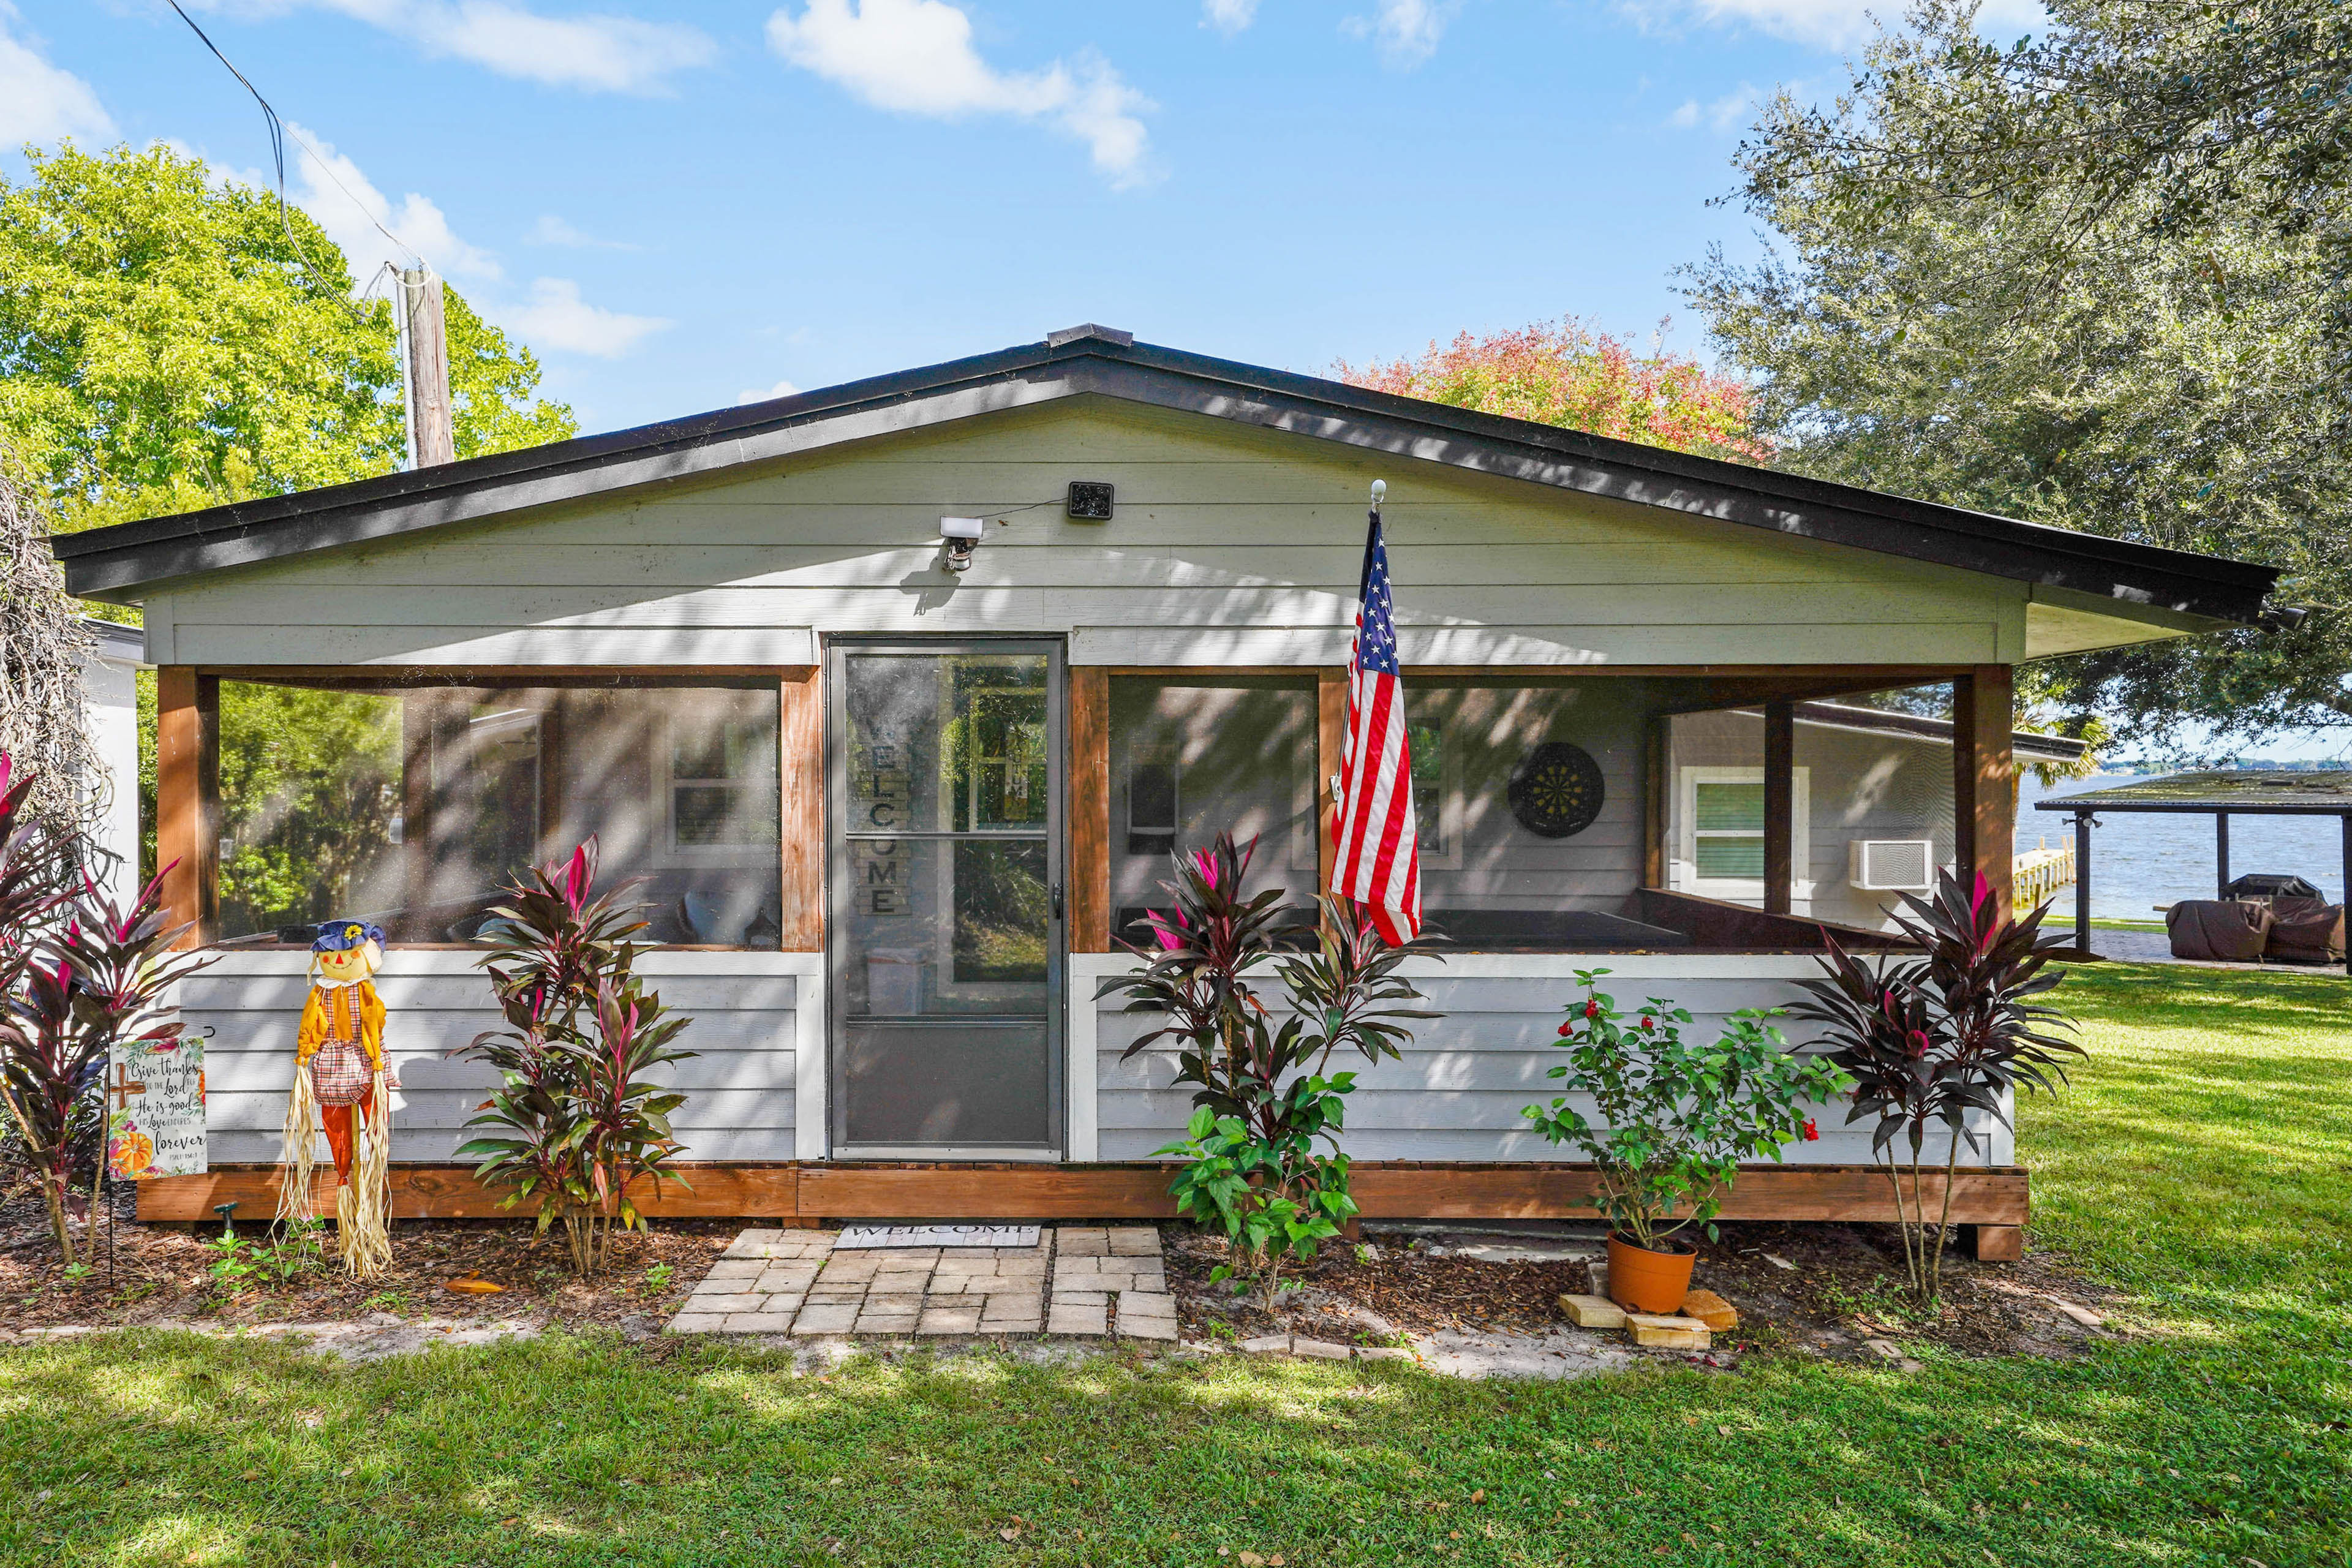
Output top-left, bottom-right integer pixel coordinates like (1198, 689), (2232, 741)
(144, 402), (2025, 668)
(1091, 960), (2012, 1166)
(184, 954), (801, 1164)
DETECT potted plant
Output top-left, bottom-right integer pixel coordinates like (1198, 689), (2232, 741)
(1792, 869), (2081, 1302)
(1524, 968), (1850, 1314)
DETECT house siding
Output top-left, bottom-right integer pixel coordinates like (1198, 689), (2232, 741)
(181, 951), (818, 1166)
(140, 401), (2028, 669)
(1074, 954), (2013, 1169)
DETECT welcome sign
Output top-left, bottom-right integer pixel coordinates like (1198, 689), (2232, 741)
(105, 1033), (206, 1180)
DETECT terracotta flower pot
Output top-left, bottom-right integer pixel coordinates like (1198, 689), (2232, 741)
(1606, 1234), (1695, 1314)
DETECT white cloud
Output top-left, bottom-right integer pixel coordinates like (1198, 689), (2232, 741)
(1343, 0), (1458, 66)
(496, 276), (669, 358)
(765, 0), (1156, 187)
(1201, 0), (1258, 33)
(0, 7), (114, 147)
(1627, 0), (2045, 51)
(527, 213), (643, 251)
(736, 378), (802, 404)
(1667, 83), (1773, 132)
(187, 1), (714, 94)
(279, 121), (503, 285)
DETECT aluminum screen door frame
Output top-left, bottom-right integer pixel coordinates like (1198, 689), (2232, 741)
(825, 636), (1066, 1159)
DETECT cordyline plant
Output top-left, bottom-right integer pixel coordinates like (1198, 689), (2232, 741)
(0, 755), (211, 1262)
(456, 839), (695, 1276)
(1790, 868), (2082, 1302)
(1098, 834), (1441, 1308)
(1525, 969), (1849, 1253)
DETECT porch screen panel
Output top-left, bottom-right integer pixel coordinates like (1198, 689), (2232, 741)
(1107, 676), (1317, 942)
(1404, 680), (1646, 949)
(214, 679), (781, 946)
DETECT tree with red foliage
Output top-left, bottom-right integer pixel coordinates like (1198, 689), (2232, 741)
(1337, 318), (1770, 464)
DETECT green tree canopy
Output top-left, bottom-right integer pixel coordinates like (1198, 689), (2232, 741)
(1686, 0), (2351, 749)
(0, 140), (575, 530)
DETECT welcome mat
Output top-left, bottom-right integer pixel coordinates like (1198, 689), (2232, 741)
(833, 1224), (1042, 1250)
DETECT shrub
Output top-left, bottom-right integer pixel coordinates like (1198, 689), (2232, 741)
(457, 840), (695, 1276)
(1791, 868), (2082, 1300)
(0, 752), (211, 1265)
(1098, 834), (1440, 1308)
(1523, 968), (1849, 1253)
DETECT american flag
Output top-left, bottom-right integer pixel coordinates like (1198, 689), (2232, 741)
(1331, 501), (1421, 944)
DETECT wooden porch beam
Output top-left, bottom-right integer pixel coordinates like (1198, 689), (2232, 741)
(1068, 666), (1110, 953)
(154, 668), (217, 948)
(777, 666), (824, 951)
(1318, 669), (1347, 900)
(1953, 665), (2016, 920)
(1763, 699), (1795, 915)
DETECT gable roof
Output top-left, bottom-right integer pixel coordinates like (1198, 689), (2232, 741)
(51, 325), (2283, 625)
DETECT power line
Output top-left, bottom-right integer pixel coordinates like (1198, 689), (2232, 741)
(162, 1), (423, 284)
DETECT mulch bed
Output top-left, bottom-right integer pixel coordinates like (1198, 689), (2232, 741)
(0, 1187), (734, 1333)
(1166, 1219), (2124, 1363)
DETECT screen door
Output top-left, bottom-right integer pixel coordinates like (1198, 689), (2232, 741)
(828, 640), (1065, 1155)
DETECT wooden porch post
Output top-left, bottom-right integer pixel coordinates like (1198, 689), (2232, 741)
(1318, 669), (1347, 900)
(155, 668), (218, 948)
(1952, 666), (2016, 919)
(777, 666), (825, 952)
(1642, 713), (1667, 889)
(1762, 699), (1795, 915)
(1068, 666), (1110, 953)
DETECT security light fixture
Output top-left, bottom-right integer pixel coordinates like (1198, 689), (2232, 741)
(940, 515), (986, 572)
(1066, 481), (1115, 520)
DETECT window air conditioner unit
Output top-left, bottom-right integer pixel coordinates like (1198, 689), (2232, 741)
(1850, 839), (1935, 892)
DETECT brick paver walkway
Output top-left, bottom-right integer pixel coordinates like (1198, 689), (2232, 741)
(668, 1225), (1177, 1341)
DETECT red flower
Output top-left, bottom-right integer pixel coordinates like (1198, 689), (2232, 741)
(1583, 999), (1600, 1019)
(1639, 1016), (1653, 1030)
(1801, 1118), (1819, 1142)
(1556, 1020), (1575, 1037)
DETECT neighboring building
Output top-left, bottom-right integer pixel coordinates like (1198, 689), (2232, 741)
(80, 617), (145, 911)
(50, 326), (2278, 1236)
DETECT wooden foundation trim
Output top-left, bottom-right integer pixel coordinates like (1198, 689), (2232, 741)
(137, 1161), (2029, 1228)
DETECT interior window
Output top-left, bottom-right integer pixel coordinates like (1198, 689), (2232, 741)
(214, 679), (782, 947)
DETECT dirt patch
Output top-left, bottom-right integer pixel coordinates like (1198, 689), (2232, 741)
(1167, 1219), (2125, 1365)
(0, 1188), (737, 1333)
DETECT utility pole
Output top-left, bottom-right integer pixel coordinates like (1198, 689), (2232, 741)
(399, 266), (456, 468)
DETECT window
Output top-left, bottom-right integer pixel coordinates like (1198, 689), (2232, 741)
(215, 679), (782, 947)
(1677, 766), (1810, 899)
(1107, 676), (1318, 941)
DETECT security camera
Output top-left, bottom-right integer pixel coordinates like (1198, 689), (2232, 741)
(940, 515), (985, 573)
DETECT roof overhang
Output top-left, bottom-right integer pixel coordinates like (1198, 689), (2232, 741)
(51, 331), (2285, 631)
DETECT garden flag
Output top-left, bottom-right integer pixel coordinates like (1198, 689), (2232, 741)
(1331, 493), (1422, 944)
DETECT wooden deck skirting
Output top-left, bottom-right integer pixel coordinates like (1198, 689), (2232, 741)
(137, 1161), (2029, 1236)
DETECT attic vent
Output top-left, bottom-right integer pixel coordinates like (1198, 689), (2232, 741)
(1066, 481), (1115, 520)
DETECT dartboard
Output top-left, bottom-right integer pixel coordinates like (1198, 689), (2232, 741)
(1507, 742), (1605, 838)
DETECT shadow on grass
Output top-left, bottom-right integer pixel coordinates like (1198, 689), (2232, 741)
(0, 1326), (2339, 1566)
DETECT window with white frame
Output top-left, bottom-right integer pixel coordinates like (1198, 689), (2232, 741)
(1678, 766), (1809, 898)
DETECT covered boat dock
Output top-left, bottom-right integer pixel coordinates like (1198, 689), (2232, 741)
(2036, 771), (2352, 973)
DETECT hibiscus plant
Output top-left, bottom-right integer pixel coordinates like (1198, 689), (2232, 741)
(1098, 833), (1441, 1309)
(1790, 869), (2081, 1301)
(1524, 969), (1850, 1253)
(457, 839), (695, 1276)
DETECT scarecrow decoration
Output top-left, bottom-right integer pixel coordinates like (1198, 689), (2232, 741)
(276, 919), (396, 1277)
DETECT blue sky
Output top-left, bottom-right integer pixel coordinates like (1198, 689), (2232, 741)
(0, 0), (2007, 435)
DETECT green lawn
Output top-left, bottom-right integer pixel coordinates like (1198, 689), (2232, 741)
(5, 964), (2346, 1567)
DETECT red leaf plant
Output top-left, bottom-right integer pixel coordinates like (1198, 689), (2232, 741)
(454, 838), (695, 1276)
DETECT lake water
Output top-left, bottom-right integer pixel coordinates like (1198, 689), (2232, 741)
(2016, 774), (2348, 919)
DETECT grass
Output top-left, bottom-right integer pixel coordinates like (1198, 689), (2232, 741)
(4, 964), (2347, 1567)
